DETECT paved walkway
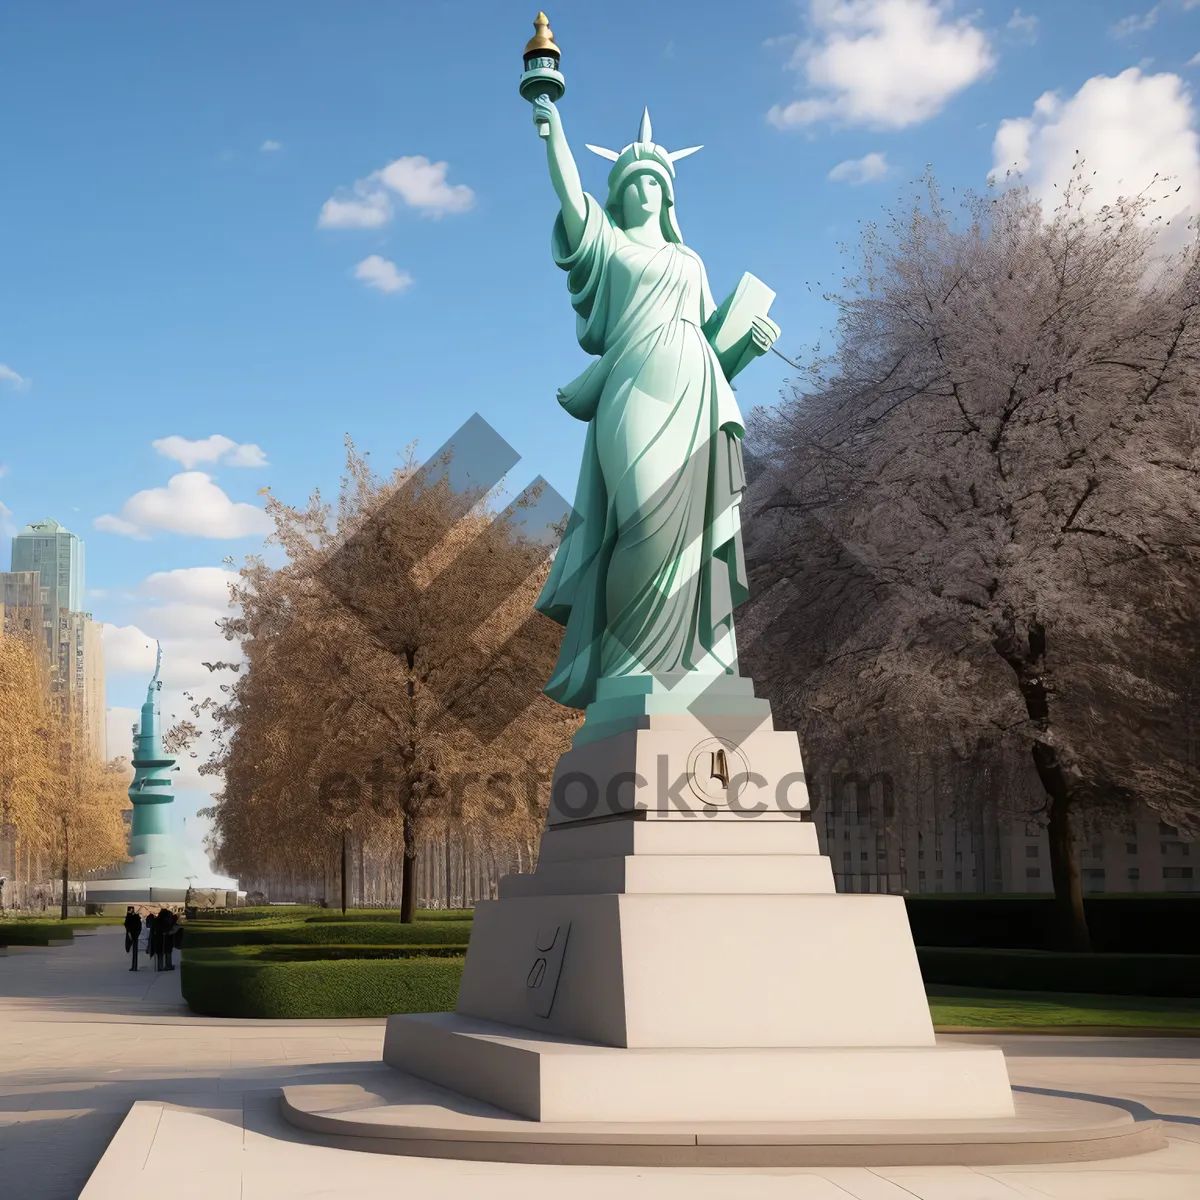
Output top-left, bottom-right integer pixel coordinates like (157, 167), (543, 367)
(2, 928), (1199, 1198)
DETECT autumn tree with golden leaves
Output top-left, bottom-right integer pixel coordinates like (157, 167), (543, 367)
(199, 438), (579, 919)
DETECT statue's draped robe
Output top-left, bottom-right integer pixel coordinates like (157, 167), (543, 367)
(535, 194), (749, 709)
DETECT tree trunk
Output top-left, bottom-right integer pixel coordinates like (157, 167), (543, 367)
(400, 812), (417, 924)
(444, 825), (452, 911)
(340, 829), (348, 915)
(59, 820), (69, 921)
(1039, 748), (1091, 951)
(994, 618), (1091, 951)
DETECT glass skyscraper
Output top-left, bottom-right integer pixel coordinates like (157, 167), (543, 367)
(10, 518), (84, 649)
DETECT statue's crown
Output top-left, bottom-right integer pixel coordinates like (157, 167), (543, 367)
(585, 109), (702, 179)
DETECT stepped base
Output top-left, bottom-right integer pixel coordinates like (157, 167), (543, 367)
(383, 1012), (1013, 1123)
(280, 1065), (1165, 1167)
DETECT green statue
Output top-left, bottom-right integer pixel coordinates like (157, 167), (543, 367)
(531, 96), (781, 712)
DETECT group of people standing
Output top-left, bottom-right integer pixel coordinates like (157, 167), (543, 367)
(122, 906), (181, 971)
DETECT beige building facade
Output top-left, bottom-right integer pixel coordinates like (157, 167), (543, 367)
(54, 610), (106, 761)
(814, 770), (1195, 896)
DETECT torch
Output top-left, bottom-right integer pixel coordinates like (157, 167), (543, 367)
(520, 12), (565, 139)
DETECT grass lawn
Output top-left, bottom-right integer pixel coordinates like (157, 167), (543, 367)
(929, 985), (1200, 1030)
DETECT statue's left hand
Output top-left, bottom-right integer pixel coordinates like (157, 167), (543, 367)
(751, 315), (781, 355)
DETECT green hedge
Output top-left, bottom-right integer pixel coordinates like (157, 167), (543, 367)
(197, 944), (469, 963)
(917, 948), (1200, 998)
(304, 909), (474, 923)
(182, 918), (473, 949)
(0, 922), (75, 947)
(181, 954), (464, 1018)
(192, 906), (325, 923)
(906, 895), (1200, 953)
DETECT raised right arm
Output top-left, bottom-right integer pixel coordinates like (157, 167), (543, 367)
(532, 96), (586, 253)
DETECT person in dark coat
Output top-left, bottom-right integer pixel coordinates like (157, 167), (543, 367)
(146, 910), (161, 970)
(123, 907), (143, 971)
(157, 908), (177, 970)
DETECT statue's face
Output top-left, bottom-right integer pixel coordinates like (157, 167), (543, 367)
(621, 172), (664, 227)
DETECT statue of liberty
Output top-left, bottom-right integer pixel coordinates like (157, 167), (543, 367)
(531, 96), (781, 711)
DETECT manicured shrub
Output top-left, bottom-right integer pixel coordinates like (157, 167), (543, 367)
(182, 919), (472, 949)
(917, 948), (1200, 997)
(181, 954), (464, 1018)
(304, 909), (474, 923)
(243, 944), (467, 962)
(906, 895), (1200, 953)
(195, 906), (325, 923)
(0, 922), (75, 947)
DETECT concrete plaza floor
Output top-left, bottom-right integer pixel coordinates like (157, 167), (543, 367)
(1, 927), (1198, 1199)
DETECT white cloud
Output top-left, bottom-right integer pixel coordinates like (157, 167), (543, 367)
(828, 151), (889, 183)
(105, 706), (140, 762)
(0, 363), (29, 388)
(354, 255), (414, 294)
(318, 186), (392, 229)
(768, 0), (994, 130)
(152, 434), (269, 470)
(140, 566), (240, 609)
(375, 157), (474, 216)
(102, 624), (158, 675)
(1110, 6), (1160, 38)
(318, 155), (475, 228)
(991, 69), (1200, 251)
(260, 139), (282, 152)
(1188, 51), (1200, 67)
(1006, 8), (1039, 42)
(0, 500), (16, 538)
(95, 472), (273, 540)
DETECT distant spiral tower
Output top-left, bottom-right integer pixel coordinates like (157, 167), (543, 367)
(127, 643), (178, 858)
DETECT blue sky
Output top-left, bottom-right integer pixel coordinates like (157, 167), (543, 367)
(1, 0), (1197, 861)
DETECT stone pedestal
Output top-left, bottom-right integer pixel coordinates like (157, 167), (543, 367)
(384, 678), (1015, 1123)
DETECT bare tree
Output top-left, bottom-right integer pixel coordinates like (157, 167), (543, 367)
(745, 164), (1200, 949)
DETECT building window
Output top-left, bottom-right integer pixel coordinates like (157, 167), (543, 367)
(1084, 869), (1105, 881)
(1164, 867), (1194, 880)
(876, 850), (886, 859)
(1160, 821), (1177, 835)
(918, 871), (926, 881)
(954, 872), (963, 885)
(1126, 843), (1138, 855)
(935, 849), (943, 862)
(918, 849), (925, 859)
(1026, 868), (1041, 879)
(1127, 867), (1140, 882)
(955, 851), (962, 865)
(843, 850), (852, 860)
(1025, 845), (1039, 858)
(935, 870), (943, 880)
(876, 836), (886, 850)
(860, 851), (869, 861)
